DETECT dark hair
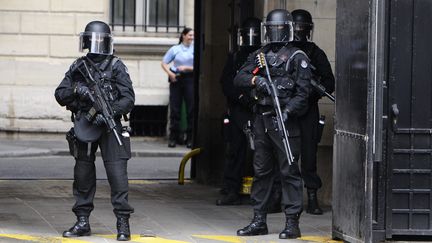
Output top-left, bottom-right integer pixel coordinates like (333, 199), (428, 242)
(179, 27), (193, 44)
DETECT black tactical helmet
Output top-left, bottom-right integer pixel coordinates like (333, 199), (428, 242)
(292, 9), (314, 42)
(79, 21), (113, 55)
(237, 17), (262, 47)
(262, 9), (294, 43)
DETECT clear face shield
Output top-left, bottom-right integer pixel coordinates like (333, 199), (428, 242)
(237, 27), (261, 47)
(293, 22), (314, 41)
(261, 21), (294, 44)
(79, 32), (113, 55)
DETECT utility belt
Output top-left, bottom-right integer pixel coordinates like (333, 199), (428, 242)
(176, 71), (193, 79)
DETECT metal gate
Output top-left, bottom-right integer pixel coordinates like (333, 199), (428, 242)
(386, 0), (432, 237)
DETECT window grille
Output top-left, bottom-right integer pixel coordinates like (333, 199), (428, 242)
(110, 0), (185, 33)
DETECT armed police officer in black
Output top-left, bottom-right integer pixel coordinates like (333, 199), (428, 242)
(234, 9), (312, 239)
(217, 17), (262, 206)
(291, 9), (335, 215)
(55, 21), (134, 241)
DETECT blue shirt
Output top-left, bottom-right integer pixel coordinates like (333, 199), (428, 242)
(162, 43), (194, 73)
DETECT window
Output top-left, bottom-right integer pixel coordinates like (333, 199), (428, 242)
(111, 0), (185, 33)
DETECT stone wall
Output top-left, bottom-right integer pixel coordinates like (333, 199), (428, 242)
(0, 0), (194, 132)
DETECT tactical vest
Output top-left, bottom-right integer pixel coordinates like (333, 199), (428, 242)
(256, 45), (309, 107)
(71, 55), (121, 142)
(72, 55), (120, 110)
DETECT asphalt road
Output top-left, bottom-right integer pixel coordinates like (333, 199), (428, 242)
(0, 156), (190, 180)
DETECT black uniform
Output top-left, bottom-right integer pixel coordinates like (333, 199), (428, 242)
(234, 43), (312, 216)
(55, 54), (135, 218)
(293, 41), (335, 190)
(219, 47), (257, 196)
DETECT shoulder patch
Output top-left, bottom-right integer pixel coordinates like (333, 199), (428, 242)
(301, 60), (308, 68)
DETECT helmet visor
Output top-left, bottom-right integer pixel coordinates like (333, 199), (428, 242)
(79, 32), (113, 55)
(237, 27), (261, 46)
(261, 20), (294, 44)
(293, 22), (314, 41)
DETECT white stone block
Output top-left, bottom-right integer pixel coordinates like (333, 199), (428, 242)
(121, 60), (139, 86)
(0, 12), (20, 33)
(139, 59), (169, 88)
(51, 0), (104, 13)
(0, 86), (67, 123)
(0, 58), (17, 85)
(286, 0), (336, 19)
(75, 14), (108, 35)
(0, 35), (49, 56)
(0, 0), (50, 11)
(13, 57), (74, 86)
(314, 19), (336, 62)
(134, 88), (169, 106)
(50, 36), (81, 58)
(21, 13), (75, 34)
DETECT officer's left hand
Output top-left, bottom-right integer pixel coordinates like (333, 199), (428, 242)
(282, 107), (291, 122)
(92, 114), (106, 126)
(255, 77), (271, 95)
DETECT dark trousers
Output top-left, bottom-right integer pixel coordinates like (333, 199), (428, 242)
(169, 73), (194, 138)
(72, 126), (134, 218)
(299, 102), (322, 189)
(251, 115), (303, 215)
(222, 117), (248, 194)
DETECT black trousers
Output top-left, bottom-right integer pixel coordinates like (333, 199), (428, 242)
(299, 102), (322, 189)
(72, 126), (134, 218)
(221, 115), (248, 194)
(169, 73), (194, 138)
(251, 115), (303, 215)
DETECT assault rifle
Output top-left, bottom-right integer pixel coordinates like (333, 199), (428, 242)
(77, 60), (123, 146)
(256, 52), (294, 165)
(310, 78), (335, 102)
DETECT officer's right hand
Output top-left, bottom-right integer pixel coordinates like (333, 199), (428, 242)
(75, 84), (91, 101)
(168, 72), (177, 83)
(255, 77), (270, 95)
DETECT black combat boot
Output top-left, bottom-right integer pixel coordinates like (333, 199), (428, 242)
(62, 216), (91, 237)
(237, 213), (268, 236)
(116, 216), (131, 241)
(216, 192), (241, 206)
(186, 132), (192, 148)
(168, 133), (176, 148)
(279, 214), (301, 239)
(306, 188), (323, 215)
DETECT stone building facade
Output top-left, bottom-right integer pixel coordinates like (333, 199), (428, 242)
(0, 0), (194, 132)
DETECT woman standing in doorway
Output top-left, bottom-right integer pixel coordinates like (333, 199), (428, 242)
(161, 27), (194, 148)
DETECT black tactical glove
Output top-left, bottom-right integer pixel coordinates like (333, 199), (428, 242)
(75, 83), (92, 101)
(92, 114), (106, 126)
(255, 77), (271, 95)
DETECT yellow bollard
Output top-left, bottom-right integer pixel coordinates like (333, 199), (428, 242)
(178, 148), (202, 185)
(240, 176), (253, 195)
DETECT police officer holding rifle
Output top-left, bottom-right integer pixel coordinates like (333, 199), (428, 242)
(55, 21), (134, 241)
(233, 9), (312, 239)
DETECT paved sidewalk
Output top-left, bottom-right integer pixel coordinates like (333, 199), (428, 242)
(0, 133), (189, 158)
(0, 180), (335, 243)
(0, 133), (336, 242)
